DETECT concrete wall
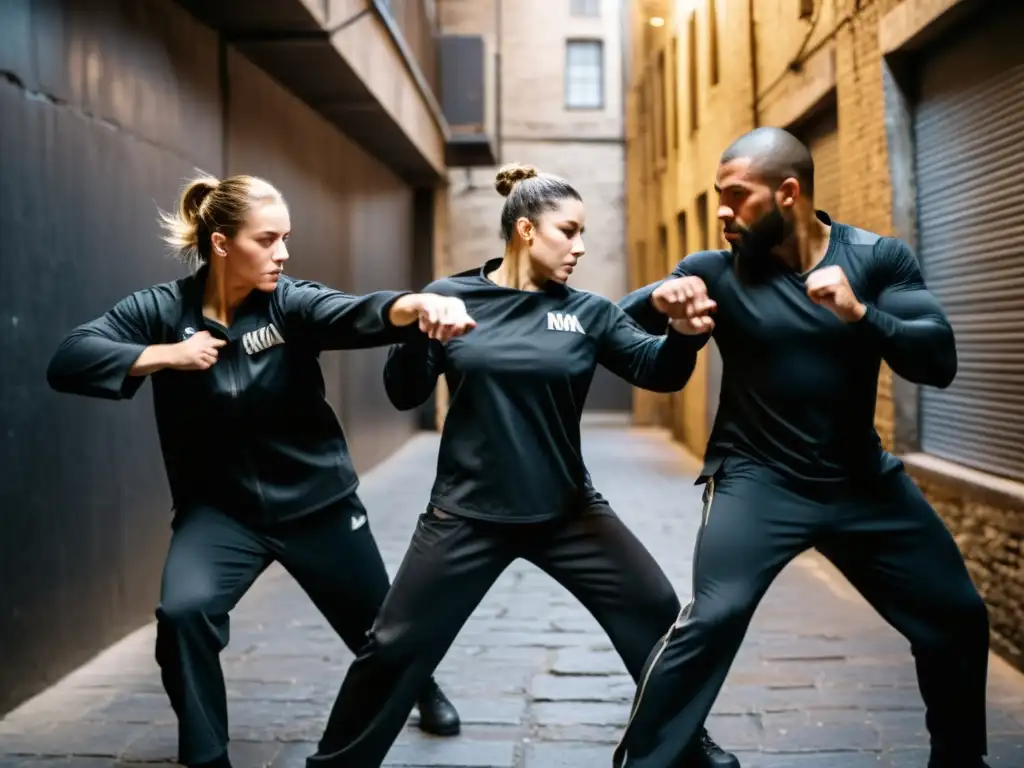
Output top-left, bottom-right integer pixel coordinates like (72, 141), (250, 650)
(625, 0), (1024, 671)
(439, 0), (630, 410)
(0, 0), (421, 714)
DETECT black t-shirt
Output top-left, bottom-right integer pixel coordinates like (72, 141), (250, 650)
(620, 215), (957, 484)
(383, 258), (700, 522)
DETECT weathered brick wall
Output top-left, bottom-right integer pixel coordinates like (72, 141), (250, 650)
(627, 0), (1024, 672)
(909, 470), (1024, 670)
(626, 0), (934, 458)
(627, 0), (757, 452)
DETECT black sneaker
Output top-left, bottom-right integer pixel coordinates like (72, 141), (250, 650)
(695, 728), (740, 768)
(415, 677), (461, 736)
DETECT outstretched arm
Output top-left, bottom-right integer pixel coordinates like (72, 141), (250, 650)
(283, 281), (474, 351)
(597, 304), (704, 393)
(857, 239), (957, 388)
(383, 335), (446, 411)
(617, 250), (725, 336)
(617, 282), (672, 334)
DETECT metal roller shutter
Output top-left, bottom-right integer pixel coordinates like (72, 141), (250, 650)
(793, 106), (841, 218)
(914, 4), (1024, 482)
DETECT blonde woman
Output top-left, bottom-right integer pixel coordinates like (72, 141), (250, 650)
(47, 174), (474, 768)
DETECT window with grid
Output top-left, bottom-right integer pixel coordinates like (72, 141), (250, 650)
(570, 0), (601, 17)
(565, 40), (604, 109)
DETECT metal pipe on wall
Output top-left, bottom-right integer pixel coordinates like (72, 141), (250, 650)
(748, 0), (760, 127)
(495, 0), (503, 164)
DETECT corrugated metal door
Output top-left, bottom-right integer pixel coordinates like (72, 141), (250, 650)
(794, 106), (841, 218)
(914, 4), (1024, 482)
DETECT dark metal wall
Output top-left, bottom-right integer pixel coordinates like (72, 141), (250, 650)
(0, 0), (419, 715)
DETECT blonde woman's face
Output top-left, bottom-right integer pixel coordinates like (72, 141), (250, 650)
(214, 201), (291, 293)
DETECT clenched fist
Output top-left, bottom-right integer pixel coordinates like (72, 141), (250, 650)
(171, 330), (227, 371)
(652, 276), (717, 335)
(416, 294), (477, 342)
(391, 293), (477, 343)
(805, 265), (866, 323)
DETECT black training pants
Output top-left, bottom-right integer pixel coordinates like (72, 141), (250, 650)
(306, 503), (681, 768)
(155, 494), (392, 766)
(613, 457), (991, 768)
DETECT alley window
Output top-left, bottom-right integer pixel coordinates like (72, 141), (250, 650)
(565, 40), (605, 109)
(571, 0), (601, 17)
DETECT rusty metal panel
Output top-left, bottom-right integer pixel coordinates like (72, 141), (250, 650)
(0, 0), (223, 715)
(914, 1), (1024, 482)
(224, 48), (418, 477)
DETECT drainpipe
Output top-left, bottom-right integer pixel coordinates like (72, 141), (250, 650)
(495, 0), (503, 164)
(747, 0), (760, 128)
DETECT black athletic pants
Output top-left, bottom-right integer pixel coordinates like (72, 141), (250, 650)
(305, 503), (681, 767)
(613, 457), (991, 768)
(155, 494), (395, 766)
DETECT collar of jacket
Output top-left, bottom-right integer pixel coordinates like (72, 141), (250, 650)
(181, 263), (273, 341)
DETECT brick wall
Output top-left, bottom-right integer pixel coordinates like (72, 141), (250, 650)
(909, 469), (1024, 670)
(627, 0), (1024, 672)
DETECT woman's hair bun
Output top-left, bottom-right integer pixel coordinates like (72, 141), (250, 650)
(494, 162), (539, 197)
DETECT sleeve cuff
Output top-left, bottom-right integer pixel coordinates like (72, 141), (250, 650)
(379, 291), (414, 328)
(664, 325), (710, 351)
(853, 304), (892, 340)
(382, 291), (434, 345)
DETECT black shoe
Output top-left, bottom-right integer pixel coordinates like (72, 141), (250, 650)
(928, 757), (989, 768)
(694, 728), (740, 768)
(416, 677), (461, 736)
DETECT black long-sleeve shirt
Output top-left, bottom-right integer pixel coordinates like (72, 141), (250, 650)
(384, 259), (699, 523)
(47, 265), (416, 524)
(619, 216), (957, 483)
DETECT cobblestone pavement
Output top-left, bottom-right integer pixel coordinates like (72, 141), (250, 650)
(2, 423), (1024, 768)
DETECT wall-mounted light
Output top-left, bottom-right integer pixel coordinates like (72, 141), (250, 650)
(649, 16), (665, 27)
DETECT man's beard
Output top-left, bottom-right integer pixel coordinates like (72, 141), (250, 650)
(728, 204), (792, 284)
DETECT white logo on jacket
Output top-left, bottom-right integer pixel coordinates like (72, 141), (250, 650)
(242, 324), (285, 355)
(546, 312), (586, 334)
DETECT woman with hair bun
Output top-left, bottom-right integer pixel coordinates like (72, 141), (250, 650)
(46, 173), (474, 768)
(306, 164), (738, 768)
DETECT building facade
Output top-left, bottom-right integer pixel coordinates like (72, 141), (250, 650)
(437, 0), (632, 411)
(625, 0), (1024, 671)
(0, 0), (493, 716)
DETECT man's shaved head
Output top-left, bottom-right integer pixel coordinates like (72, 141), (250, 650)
(720, 127), (815, 198)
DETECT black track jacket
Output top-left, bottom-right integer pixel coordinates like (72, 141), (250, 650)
(47, 266), (417, 524)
